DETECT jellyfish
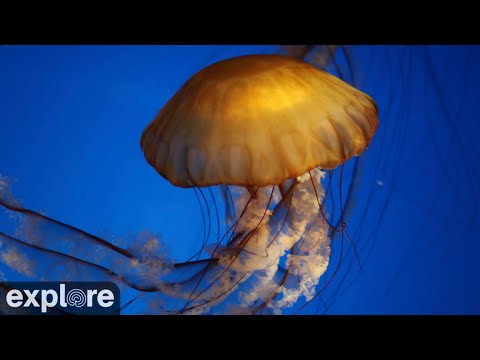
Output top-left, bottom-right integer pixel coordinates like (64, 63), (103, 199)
(0, 51), (377, 315)
(3, 45), (479, 315)
(138, 54), (378, 314)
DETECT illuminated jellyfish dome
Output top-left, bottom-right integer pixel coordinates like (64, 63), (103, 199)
(140, 54), (378, 314)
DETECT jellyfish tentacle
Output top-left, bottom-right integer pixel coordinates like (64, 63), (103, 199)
(180, 186), (262, 305)
(181, 186), (276, 311)
(0, 198), (134, 260)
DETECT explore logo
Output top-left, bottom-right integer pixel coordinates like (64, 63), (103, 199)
(0, 282), (121, 315)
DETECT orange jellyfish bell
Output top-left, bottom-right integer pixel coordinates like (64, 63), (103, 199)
(140, 54), (378, 188)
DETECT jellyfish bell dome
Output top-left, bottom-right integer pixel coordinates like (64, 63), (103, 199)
(140, 54), (378, 188)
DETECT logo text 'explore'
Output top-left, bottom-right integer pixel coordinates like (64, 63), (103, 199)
(1, 282), (120, 315)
